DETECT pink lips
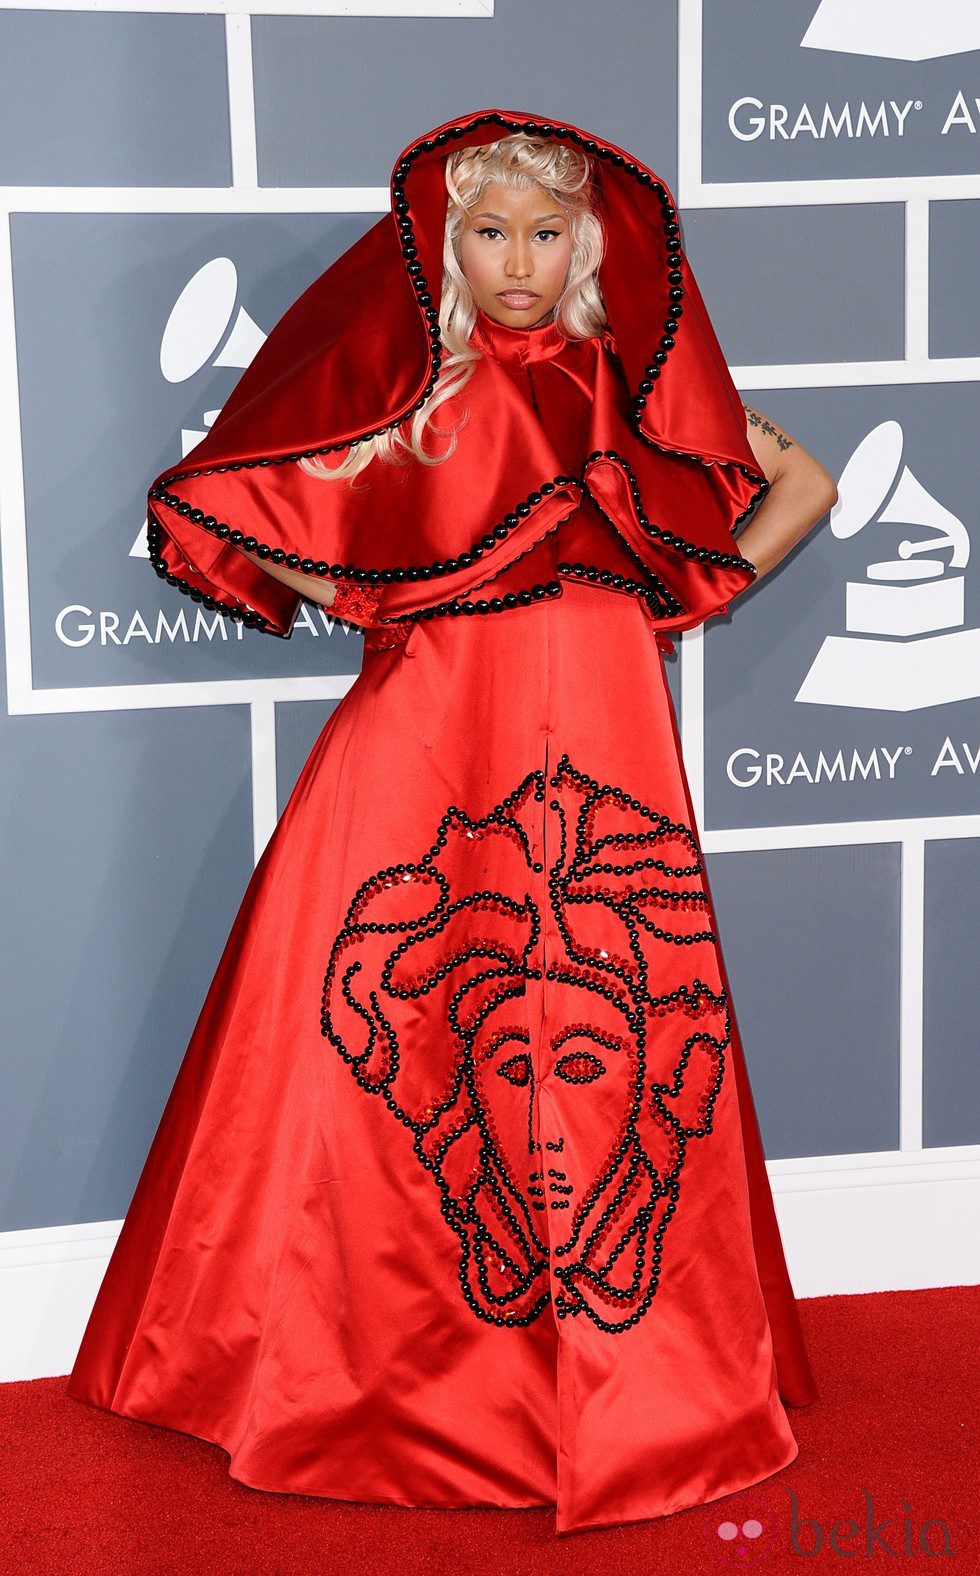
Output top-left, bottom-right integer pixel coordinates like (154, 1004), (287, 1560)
(497, 291), (540, 308)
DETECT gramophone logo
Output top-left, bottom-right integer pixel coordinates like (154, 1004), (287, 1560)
(802, 0), (980, 61)
(796, 421), (977, 712)
(130, 257), (264, 559)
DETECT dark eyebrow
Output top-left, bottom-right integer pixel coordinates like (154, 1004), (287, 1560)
(472, 212), (565, 224)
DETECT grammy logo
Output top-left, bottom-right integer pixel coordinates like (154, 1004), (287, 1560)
(132, 258), (265, 562)
(796, 420), (978, 712)
(802, 0), (980, 62)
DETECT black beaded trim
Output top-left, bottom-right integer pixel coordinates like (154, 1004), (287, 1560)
(554, 561), (677, 619)
(391, 111), (688, 444)
(586, 449), (760, 573)
(575, 499), (689, 618)
(146, 515), (288, 637)
(632, 429), (772, 528)
(149, 440), (752, 632)
(149, 112), (765, 630)
(149, 114), (685, 491)
(321, 749), (730, 1333)
(404, 578), (563, 622)
(393, 112), (767, 520)
(148, 474), (577, 589)
(148, 113), (763, 628)
(384, 512), (569, 625)
(378, 491), (680, 627)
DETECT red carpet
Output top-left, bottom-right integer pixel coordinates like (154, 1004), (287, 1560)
(1, 1286), (975, 1574)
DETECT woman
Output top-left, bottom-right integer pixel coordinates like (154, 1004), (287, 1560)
(67, 109), (834, 1536)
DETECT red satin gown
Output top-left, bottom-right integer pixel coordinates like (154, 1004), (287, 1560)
(67, 308), (816, 1536)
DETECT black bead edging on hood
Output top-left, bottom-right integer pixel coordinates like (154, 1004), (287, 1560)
(152, 111), (767, 549)
(147, 111), (767, 630)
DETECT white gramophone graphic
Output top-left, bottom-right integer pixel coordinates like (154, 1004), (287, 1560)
(796, 420), (977, 712)
(131, 257), (265, 559)
(802, 0), (980, 61)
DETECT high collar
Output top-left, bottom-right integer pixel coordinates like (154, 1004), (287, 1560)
(470, 306), (569, 366)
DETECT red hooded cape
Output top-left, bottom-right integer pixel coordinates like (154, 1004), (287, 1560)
(146, 108), (767, 638)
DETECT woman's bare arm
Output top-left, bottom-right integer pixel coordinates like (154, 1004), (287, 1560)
(230, 544), (339, 608)
(736, 404), (838, 581)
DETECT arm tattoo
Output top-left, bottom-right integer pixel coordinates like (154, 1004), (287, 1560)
(743, 403), (795, 453)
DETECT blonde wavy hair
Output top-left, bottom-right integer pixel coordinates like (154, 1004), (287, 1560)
(299, 132), (606, 485)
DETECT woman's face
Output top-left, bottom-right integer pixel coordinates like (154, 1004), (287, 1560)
(458, 180), (572, 329)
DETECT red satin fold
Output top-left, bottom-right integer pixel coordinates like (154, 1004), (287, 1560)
(68, 573), (817, 1534)
(145, 108), (767, 640)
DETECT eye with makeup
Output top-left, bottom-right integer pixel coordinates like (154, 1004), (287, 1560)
(474, 226), (564, 243)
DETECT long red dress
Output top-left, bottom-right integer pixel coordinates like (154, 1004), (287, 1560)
(67, 109), (817, 1536)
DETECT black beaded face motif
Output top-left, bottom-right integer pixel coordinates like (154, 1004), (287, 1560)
(321, 752), (731, 1333)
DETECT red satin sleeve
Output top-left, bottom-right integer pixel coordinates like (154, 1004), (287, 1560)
(147, 501), (382, 638)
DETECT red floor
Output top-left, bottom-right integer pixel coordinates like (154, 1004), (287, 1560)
(1, 1286), (976, 1575)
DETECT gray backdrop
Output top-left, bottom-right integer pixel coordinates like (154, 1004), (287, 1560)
(1, 0), (977, 1233)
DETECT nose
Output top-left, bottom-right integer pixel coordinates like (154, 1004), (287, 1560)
(505, 240), (533, 281)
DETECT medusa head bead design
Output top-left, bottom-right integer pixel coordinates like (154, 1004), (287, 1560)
(320, 752), (732, 1335)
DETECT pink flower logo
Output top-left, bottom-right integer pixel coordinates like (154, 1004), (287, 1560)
(705, 1487), (781, 1562)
